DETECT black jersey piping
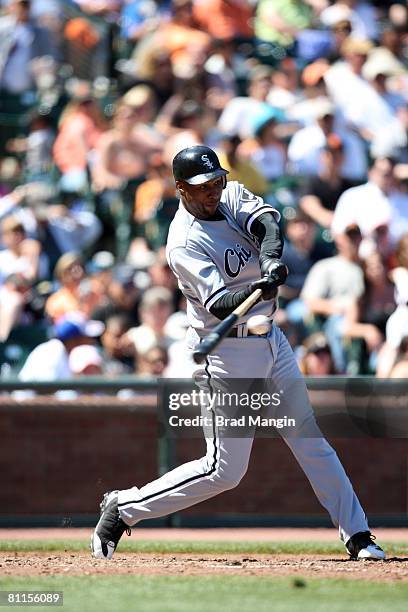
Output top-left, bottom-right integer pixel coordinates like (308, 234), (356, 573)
(117, 358), (219, 508)
(244, 206), (276, 234)
(204, 286), (228, 308)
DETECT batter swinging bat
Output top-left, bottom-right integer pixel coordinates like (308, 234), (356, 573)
(192, 288), (263, 364)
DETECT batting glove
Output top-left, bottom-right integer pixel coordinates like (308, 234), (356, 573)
(259, 259), (288, 286)
(250, 276), (279, 301)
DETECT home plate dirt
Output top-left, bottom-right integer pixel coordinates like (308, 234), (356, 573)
(1, 552), (408, 581)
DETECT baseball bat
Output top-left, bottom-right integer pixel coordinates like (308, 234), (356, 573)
(192, 288), (263, 364)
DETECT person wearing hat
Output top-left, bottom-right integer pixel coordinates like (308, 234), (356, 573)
(241, 105), (287, 183)
(92, 143), (386, 562)
(18, 311), (104, 382)
(68, 344), (103, 376)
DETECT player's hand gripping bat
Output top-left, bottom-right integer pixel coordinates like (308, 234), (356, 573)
(192, 288), (262, 364)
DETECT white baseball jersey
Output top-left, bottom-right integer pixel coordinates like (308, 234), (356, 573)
(166, 181), (281, 333)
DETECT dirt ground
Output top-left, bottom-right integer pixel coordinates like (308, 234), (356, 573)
(1, 529), (407, 581)
(1, 551), (407, 581)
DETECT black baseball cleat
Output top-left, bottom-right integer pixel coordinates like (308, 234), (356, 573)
(91, 491), (131, 560)
(346, 531), (386, 560)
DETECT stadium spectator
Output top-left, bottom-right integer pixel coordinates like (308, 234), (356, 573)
(45, 252), (85, 322)
(299, 134), (358, 229)
(239, 105), (287, 183)
(287, 96), (368, 180)
(217, 65), (275, 140)
(331, 157), (408, 246)
(254, 0), (313, 56)
(99, 312), (135, 375)
(300, 224), (365, 372)
(193, 0), (254, 42)
(216, 133), (269, 196)
(53, 92), (107, 192)
(0, 215), (43, 284)
(90, 263), (140, 325)
(377, 233), (408, 376)
(389, 337), (408, 378)
(92, 86), (161, 193)
(119, 0), (164, 45)
(0, 0), (57, 95)
(126, 286), (176, 355)
(324, 37), (407, 158)
(320, 1), (378, 42)
(0, 273), (32, 341)
(281, 208), (330, 304)
(131, 0), (211, 80)
(299, 332), (336, 376)
(135, 343), (168, 377)
(6, 113), (55, 183)
(68, 343), (103, 376)
(342, 252), (394, 373)
(284, 60), (329, 124)
(18, 311), (104, 381)
(133, 153), (179, 251)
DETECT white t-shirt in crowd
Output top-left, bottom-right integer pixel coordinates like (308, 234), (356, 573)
(19, 338), (71, 381)
(332, 182), (408, 242)
(287, 123), (367, 181)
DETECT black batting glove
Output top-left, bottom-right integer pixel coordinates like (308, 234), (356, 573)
(250, 276), (279, 301)
(259, 258), (288, 287)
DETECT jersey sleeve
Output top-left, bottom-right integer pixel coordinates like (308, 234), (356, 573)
(168, 246), (229, 312)
(225, 182), (281, 237)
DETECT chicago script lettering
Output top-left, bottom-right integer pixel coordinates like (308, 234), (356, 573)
(224, 244), (252, 277)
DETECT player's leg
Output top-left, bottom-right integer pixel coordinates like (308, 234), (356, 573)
(268, 325), (385, 560)
(118, 434), (253, 523)
(91, 351), (256, 559)
(91, 432), (253, 559)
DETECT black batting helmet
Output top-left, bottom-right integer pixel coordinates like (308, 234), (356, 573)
(172, 145), (229, 185)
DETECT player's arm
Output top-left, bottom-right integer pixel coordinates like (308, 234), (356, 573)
(228, 184), (287, 282)
(209, 278), (277, 320)
(250, 212), (287, 279)
(169, 245), (281, 321)
(210, 213), (288, 320)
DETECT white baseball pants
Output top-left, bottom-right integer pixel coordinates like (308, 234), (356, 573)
(117, 324), (369, 543)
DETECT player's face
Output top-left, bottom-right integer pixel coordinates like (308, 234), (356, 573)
(177, 177), (225, 219)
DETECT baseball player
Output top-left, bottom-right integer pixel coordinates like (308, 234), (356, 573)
(91, 145), (385, 562)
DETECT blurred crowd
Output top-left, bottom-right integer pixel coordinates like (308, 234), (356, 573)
(0, 0), (407, 384)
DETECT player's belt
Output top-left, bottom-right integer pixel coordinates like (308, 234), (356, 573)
(227, 323), (270, 338)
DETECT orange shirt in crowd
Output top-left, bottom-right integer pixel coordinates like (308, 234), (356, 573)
(53, 111), (103, 173)
(193, 0), (254, 40)
(158, 22), (211, 67)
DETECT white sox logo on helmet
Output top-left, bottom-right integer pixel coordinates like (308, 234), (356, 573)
(201, 154), (214, 169)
